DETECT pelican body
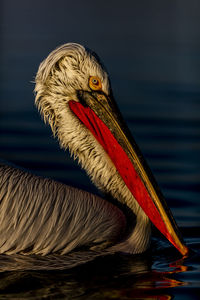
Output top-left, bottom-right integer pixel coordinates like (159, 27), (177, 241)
(0, 43), (188, 257)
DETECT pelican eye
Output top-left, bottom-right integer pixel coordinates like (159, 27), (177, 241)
(89, 76), (102, 91)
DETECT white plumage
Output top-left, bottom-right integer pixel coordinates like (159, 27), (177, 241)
(0, 164), (125, 255)
(0, 43), (152, 257)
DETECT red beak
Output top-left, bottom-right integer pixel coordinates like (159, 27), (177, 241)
(69, 91), (188, 256)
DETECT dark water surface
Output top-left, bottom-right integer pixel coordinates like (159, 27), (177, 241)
(1, 1), (200, 299)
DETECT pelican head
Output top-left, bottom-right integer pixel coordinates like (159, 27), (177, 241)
(35, 43), (188, 256)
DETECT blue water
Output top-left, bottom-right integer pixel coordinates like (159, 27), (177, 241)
(1, 1), (200, 299)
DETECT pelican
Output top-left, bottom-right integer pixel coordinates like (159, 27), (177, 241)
(0, 43), (188, 258)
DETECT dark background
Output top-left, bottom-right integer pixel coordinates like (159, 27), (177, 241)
(0, 1), (200, 298)
(1, 1), (200, 224)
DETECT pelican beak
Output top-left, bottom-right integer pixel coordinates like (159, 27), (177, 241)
(69, 90), (188, 256)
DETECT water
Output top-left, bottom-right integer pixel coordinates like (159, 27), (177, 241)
(1, 1), (200, 299)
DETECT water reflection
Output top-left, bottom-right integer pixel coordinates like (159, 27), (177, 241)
(0, 247), (191, 299)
